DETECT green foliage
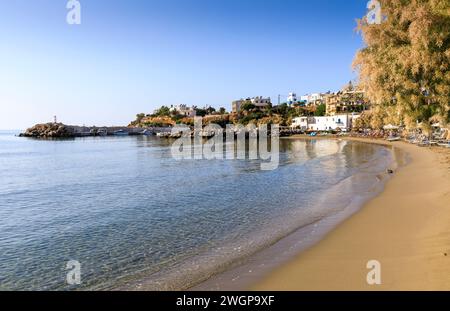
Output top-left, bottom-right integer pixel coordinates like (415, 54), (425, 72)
(240, 102), (256, 112)
(143, 122), (164, 127)
(272, 103), (302, 118)
(195, 108), (207, 117)
(314, 104), (326, 116)
(239, 112), (264, 125)
(353, 0), (450, 129)
(136, 113), (145, 122)
(195, 106), (217, 117)
(153, 106), (171, 117)
(171, 113), (185, 123)
(273, 103), (289, 115)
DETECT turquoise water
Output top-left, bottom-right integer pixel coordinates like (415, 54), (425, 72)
(0, 131), (393, 290)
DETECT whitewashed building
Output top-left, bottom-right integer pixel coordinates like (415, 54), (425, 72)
(291, 116), (310, 130)
(300, 95), (309, 103)
(170, 104), (197, 117)
(287, 92), (297, 106)
(291, 114), (359, 131)
(299, 93), (326, 106)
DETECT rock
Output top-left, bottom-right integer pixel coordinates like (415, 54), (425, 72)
(21, 123), (75, 138)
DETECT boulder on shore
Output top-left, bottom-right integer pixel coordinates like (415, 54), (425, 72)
(20, 123), (75, 138)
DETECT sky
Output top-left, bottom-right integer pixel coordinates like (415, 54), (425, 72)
(0, 0), (370, 130)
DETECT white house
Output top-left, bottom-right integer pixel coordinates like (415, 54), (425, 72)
(291, 117), (310, 130)
(170, 104), (197, 117)
(311, 115), (349, 131)
(309, 93), (323, 103)
(287, 92), (297, 106)
(291, 114), (358, 131)
(299, 93), (325, 106)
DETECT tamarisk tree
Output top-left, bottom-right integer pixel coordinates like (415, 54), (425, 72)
(353, 0), (450, 131)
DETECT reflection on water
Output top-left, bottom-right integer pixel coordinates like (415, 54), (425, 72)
(0, 133), (393, 290)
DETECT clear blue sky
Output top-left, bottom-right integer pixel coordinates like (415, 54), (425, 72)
(0, 0), (369, 129)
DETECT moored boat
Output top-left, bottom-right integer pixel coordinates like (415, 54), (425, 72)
(97, 129), (108, 136)
(156, 132), (171, 138)
(437, 142), (450, 148)
(141, 129), (154, 136)
(113, 129), (129, 136)
(386, 136), (401, 142)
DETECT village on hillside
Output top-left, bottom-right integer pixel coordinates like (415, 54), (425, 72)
(130, 81), (369, 133)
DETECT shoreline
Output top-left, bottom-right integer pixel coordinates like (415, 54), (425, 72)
(252, 138), (450, 290)
(192, 138), (403, 291)
(120, 138), (398, 291)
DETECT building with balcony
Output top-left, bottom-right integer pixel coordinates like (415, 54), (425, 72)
(325, 90), (367, 116)
(299, 93), (329, 106)
(232, 96), (271, 113)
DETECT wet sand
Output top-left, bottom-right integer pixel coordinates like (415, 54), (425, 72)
(253, 138), (450, 290)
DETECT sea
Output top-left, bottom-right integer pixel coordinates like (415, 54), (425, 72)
(0, 130), (399, 290)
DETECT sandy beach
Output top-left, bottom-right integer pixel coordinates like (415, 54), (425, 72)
(253, 138), (450, 291)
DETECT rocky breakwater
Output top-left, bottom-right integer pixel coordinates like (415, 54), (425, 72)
(20, 123), (75, 138)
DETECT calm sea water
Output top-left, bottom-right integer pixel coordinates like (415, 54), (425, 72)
(0, 131), (394, 290)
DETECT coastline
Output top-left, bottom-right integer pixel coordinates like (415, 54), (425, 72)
(192, 137), (402, 291)
(252, 138), (450, 290)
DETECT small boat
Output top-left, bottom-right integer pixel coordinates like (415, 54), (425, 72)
(418, 140), (430, 147)
(97, 129), (108, 136)
(386, 136), (401, 142)
(437, 142), (450, 148)
(91, 129), (107, 136)
(113, 130), (129, 136)
(141, 129), (154, 136)
(156, 132), (171, 138)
